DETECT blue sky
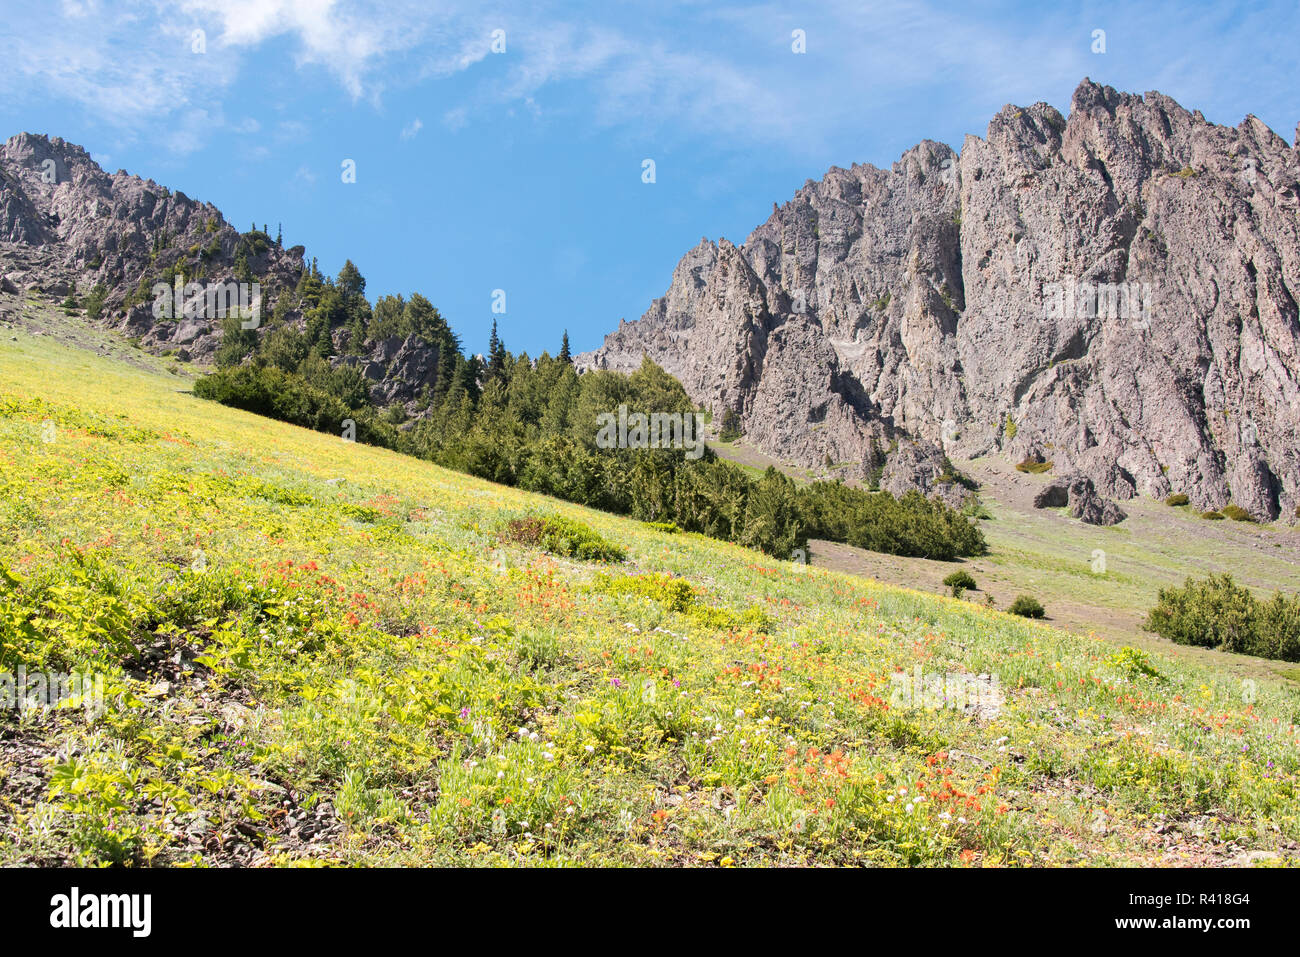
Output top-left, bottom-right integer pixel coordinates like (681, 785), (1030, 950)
(2, 0), (1297, 358)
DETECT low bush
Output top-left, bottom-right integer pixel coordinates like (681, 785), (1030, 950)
(1144, 574), (1300, 661)
(1105, 646), (1162, 681)
(942, 569), (977, 596)
(1164, 493), (1189, 506)
(592, 573), (773, 633)
(799, 483), (985, 561)
(193, 365), (397, 448)
(1200, 511), (1225, 520)
(594, 572), (694, 612)
(500, 515), (625, 563)
(1008, 595), (1045, 619)
(1015, 457), (1053, 474)
(1221, 504), (1255, 522)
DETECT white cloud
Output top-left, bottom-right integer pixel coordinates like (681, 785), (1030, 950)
(3, 0), (1297, 161)
(400, 117), (423, 140)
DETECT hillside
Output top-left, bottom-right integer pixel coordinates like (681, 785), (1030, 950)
(706, 439), (1300, 683)
(580, 79), (1300, 522)
(2, 315), (1299, 867)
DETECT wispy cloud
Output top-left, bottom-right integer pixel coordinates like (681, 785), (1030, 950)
(2, 1), (1296, 159)
(400, 117), (423, 140)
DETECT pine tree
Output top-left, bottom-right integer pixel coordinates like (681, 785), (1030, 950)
(233, 244), (252, 283)
(559, 330), (571, 364)
(215, 314), (258, 368)
(450, 354), (482, 404)
(276, 223), (282, 245)
(488, 319), (507, 379)
(337, 260), (366, 298)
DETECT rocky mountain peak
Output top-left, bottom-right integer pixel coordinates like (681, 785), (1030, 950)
(0, 131), (306, 362)
(580, 79), (1300, 521)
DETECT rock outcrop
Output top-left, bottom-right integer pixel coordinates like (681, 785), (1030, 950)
(1033, 473), (1128, 526)
(337, 334), (447, 407)
(580, 79), (1300, 520)
(0, 132), (305, 359)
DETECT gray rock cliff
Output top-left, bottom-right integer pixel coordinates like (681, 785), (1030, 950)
(580, 80), (1300, 519)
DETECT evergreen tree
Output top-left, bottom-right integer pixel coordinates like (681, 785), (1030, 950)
(488, 319), (508, 380)
(233, 244), (252, 283)
(559, 330), (571, 364)
(214, 315), (258, 368)
(449, 354), (482, 405)
(337, 260), (366, 298)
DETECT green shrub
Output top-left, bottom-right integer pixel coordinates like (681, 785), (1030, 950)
(687, 603), (774, 633)
(1253, 595), (1300, 662)
(942, 570), (977, 596)
(500, 515), (625, 563)
(193, 365), (397, 448)
(1200, 511), (1225, 520)
(1144, 574), (1300, 661)
(83, 284), (108, 319)
(799, 482), (985, 561)
(1008, 595), (1045, 619)
(1105, 646), (1162, 681)
(1015, 457), (1053, 474)
(1221, 504), (1255, 522)
(1145, 574), (1257, 651)
(1164, 493), (1189, 506)
(719, 408), (743, 442)
(643, 521), (679, 533)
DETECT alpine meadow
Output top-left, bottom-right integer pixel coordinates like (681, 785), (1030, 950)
(1, 2), (1299, 934)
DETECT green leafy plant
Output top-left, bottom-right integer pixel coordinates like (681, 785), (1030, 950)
(1105, 646), (1162, 681)
(592, 572), (772, 632)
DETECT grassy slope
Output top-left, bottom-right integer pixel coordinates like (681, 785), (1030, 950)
(710, 439), (1300, 686)
(2, 327), (1299, 867)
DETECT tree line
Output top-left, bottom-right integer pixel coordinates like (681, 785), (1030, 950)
(194, 259), (985, 561)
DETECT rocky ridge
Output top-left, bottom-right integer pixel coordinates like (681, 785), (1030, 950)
(580, 79), (1300, 521)
(0, 131), (305, 363)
